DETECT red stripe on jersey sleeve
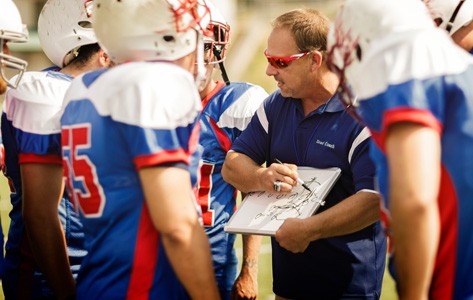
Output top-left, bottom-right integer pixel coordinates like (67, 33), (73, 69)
(133, 149), (190, 170)
(372, 108), (442, 149)
(19, 153), (62, 165)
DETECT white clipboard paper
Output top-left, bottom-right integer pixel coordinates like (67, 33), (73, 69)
(225, 167), (341, 236)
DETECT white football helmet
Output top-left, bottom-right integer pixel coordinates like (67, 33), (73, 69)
(38, 0), (98, 68)
(326, 0), (433, 107)
(0, 0), (28, 89)
(204, 1), (230, 65)
(92, 0), (211, 64)
(424, 0), (473, 35)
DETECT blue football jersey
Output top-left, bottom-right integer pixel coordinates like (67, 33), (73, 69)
(60, 61), (202, 299)
(351, 28), (473, 299)
(197, 81), (267, 291)
(1, 70), (86, 299)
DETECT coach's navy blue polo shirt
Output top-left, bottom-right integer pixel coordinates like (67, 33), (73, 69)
(231, 91), (387, 299)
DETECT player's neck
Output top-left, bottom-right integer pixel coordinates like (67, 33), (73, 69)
(200, 79), (217, 100)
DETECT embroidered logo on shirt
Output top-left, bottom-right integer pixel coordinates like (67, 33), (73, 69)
(316, 139), (335, 149)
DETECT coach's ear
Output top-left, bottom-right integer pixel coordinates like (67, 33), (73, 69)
(310, 50), (324, 70)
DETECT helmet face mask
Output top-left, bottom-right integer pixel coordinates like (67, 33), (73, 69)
(169, 0), (211, 33)
(204, 20), (230, 65)
(38, 0), (98, 68)
(326, 16), (360, 112)
(0, 0), (28, 89)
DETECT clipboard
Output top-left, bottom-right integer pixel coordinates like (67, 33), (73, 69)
(224, 166), (341, 236)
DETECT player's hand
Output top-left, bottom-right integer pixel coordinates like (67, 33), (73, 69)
(230, 270), (258, 300)
(275, 218), (311, 253)
(262, 162), (298, 193)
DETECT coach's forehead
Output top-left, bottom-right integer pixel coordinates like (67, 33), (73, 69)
(267, 27), (298, 55)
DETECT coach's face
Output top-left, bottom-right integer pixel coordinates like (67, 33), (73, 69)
(265, 27), (314, 100)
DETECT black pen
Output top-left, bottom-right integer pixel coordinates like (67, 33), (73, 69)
(274, 158), (312, 192)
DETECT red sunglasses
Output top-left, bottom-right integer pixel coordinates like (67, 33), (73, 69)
(264, 49), (310, 69)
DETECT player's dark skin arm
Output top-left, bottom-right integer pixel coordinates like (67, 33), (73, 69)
(21, 163), (75, 300)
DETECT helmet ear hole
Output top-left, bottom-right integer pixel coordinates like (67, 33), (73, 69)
(79, 21), (92, 28)
(356, 45), (362, 61)
(163, 35), (175, 42)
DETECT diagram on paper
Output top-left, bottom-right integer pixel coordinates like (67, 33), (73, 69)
(250, 176), (323, 225)
(225, 166), (341, 236)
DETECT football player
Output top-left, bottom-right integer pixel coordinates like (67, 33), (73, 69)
(1, 0), (111, 298)
(197, 2), (268, 299)
(60, 0), (219, 298)
(0, 0), (28, 279)
(327, 0), (473, 298)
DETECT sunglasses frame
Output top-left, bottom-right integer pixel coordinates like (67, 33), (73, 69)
(264, 49), (310, 69)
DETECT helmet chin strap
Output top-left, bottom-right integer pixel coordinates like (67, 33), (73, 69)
(446, 0), (466, 33)
(213, 49), (230, 86)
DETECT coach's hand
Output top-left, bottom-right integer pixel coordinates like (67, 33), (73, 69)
(275, 218), (311, 253)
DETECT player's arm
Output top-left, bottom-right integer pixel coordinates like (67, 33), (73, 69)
(139, 165), (219, 300)
(275, 190), (380, 253)
(385, 122), (440, 300)
(232, 191), (261, 300)
(21, 162), (75, 299)
(231, 232), (261, 300)
(222, 151), (298, 194)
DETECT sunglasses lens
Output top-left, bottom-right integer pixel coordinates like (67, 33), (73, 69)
(267, 57), (288, 69)
(275, 58), (288, 68)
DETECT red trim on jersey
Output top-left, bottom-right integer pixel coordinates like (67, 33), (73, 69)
(18, 153), (62, 165)
(201, 81), (225, 108)
(208, 117), (232, 152)
(371, 108), (442, 150)
(430, 166), (457, 299)
(201, 80), (232, 151)
(126, 204), (159, 299)
(134, 149), (190, 170)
